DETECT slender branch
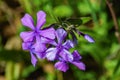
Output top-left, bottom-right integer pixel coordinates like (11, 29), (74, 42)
(106, 0), (120, 43)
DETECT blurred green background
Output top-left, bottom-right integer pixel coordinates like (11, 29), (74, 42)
(0, 0), (120, 80)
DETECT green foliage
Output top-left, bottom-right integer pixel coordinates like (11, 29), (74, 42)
(53, 5), (73, 17)
(0, 0), (120, 80)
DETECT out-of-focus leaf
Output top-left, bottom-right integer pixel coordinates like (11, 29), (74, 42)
(22, 65), (36, 78)
(66, 18), (82, 26)
(19, 0), (32, 13)
(0, 50), (30, 63)
(33, 0), (42, 7)
(78, 2), (91, 15)
(80, 17), (92, 24)
(53, 5), (73, 17)
(110, 43), (120, 55)
(113, 58), (120, 74)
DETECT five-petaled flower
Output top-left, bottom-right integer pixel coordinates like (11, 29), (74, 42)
(45, 28), (85, 72)
(20, 11), (55, 66)
(46, 28), (74, 62)
(55, 50), (85, 72)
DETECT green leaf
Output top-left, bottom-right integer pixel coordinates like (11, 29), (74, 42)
(66, 18), (82, 26)
(22, 65), (36, 78)
(113, 58), (120, 74)
(0, 49), (30, 63)
(53, 5), (73, 17)
(80, 17), (92, 24)
(19, 0), (32, 13)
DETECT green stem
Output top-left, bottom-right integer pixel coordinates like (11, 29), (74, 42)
(5, 61), (14, 80)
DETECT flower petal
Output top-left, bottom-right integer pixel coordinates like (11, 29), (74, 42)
(72, 50), (82, 61)
(71, 62), (85, 70)
(40, 27), (55, 40)
(36, 11), (46, 29)
(46, 48), (58, 61)
(33, 37), (47, 53)
(63, 40), (74, 50)
(55, 61), (69, 72)
(84, 34), (95, 43)
(20, 31), (34, 42)
(21, 14), (35, 30)
(22, 42), (33, 50)
(78, 31), (94, 43)
(56, 28), (67, 44)
(59, 49), (73, 62)
(30, 52), (37, 67)
(35, 52), (46, 59)
(40, 37), (57, 45)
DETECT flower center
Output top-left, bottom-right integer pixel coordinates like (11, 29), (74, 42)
(34, 29), (40, 36)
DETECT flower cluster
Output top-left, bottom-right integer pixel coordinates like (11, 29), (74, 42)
(20, 10), (94, 72)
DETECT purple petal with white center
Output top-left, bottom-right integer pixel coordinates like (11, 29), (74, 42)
(46, 48), (58, 61)
(36, 11), (46, 29)
(33, 37), (47, 53)
(63, 40), (74, 50)
(72, 50), (82, 61)
(59, 49), (73, 62)
(20, 31), (34, 42)
(30, 52), (37, 67)
(56, 28), (67, 44)
(71, 62), (85, 70)
(84, 34), (95, 43)
(55, 61), (69, 72)
(22, 42), (33, 50)
(21, 14), (35, 30)
(40, 27), (55, 40)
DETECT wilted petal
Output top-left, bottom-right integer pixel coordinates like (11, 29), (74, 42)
(20, 31), (34, 42)
(36, 11), (46, 29)
(40, 27), (55, 40)
(46, 48), (58, 61)
(63, 40), (74, 50)
(21, 14), (35, 30)
(72, 50), (82, 61)
(84, 34), (95, 43)
(55, 61), (69, 72)
(59, 49), (73, 62)
(30, 52), (37, 67)
(71, 62), (85, 70)
(56, 28), (67, 44)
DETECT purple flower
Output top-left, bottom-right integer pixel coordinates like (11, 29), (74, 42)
(20, 11), (55, 52)
(78, 31), (95, 43)
(22, 41), (47, 66)
(55, 50), (85, 72)
(20, 11), (56, 66)
(22, 42), (37, 66)
(20, 11), (55, 42)
(46, 28), (74, 62)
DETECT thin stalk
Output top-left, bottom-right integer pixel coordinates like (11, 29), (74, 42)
(106, 0), (120, 43)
